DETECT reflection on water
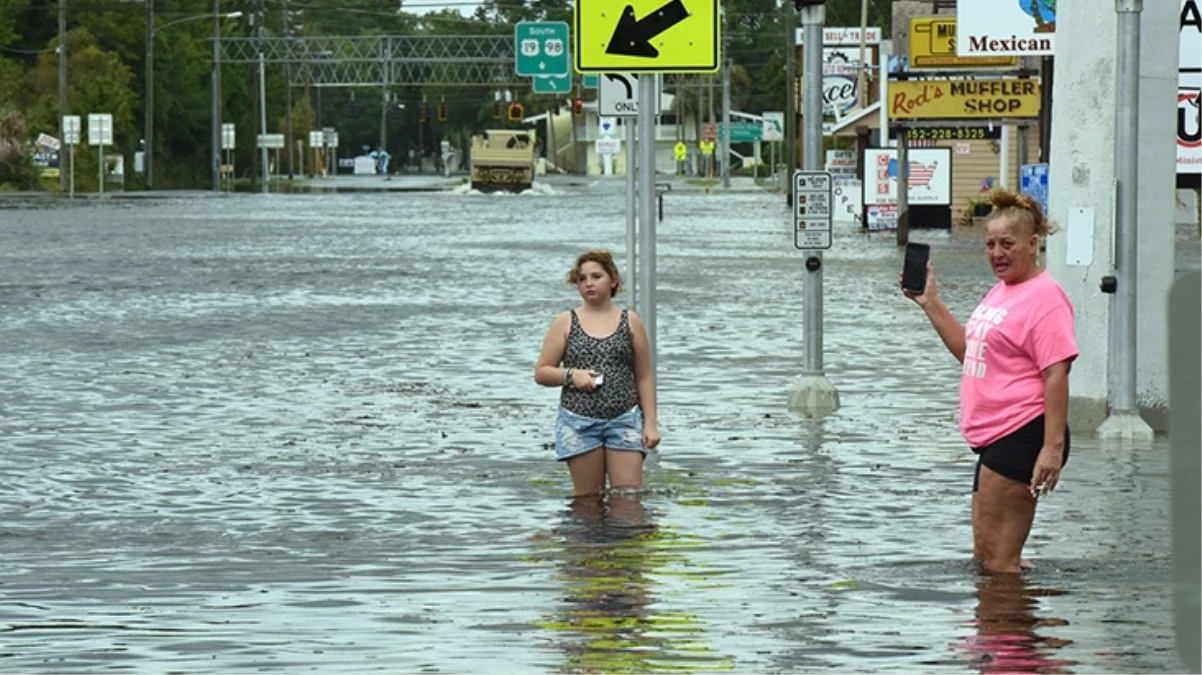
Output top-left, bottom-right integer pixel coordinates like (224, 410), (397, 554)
(956, 574), (1077, 674)
(535, 493), (734, 673)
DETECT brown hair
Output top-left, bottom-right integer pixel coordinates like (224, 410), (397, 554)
(985, 189), (1056, 237)
(566, 249), (623, 297)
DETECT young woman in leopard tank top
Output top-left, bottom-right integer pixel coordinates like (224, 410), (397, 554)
(535, 249), (660, 497)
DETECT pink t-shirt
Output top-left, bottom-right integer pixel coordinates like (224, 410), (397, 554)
(959, 271), (1078, 448)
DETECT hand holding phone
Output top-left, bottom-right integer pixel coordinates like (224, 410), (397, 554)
(901, 243), (931, 296)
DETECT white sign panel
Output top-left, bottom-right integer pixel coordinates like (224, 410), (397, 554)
(221, 123), (236, 150)
(956, 0), (1055, 56)
(323, 127), (338, 148)
(87, 113), (113, 146)
(257, 133), (285, 149)
(598, 116), (617, 136)
(762, 111), (784, 141)
(598, 73), (661, 117)
(595, 137), (620, 155)
(795, 27), (882, 46)
(863, 148), (953, 206)
(1179, 0), (1201, 175)
(309, 131), (324, 147)
(62, 115), (81, 144)
(793, 171), (833, 250)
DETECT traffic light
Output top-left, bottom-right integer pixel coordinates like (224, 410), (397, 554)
(437, 103), (448, 122)
(419, 103), (428, 123)
(573, 98), (584, 117)
(348, 99), (361, 119)
(389, 103), (404, 121)
(508, 102), (524, 122)
(493, 102), (503, 119)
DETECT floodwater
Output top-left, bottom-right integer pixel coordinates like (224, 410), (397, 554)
(0, 182), (1191, 673)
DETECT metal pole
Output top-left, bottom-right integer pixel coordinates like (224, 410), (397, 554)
(785, 0), (796, 176)
(626, 120), (637, 313)
(259, 51), (268, 187)
(637, 75), (657, 376)
(1112, 0), (1142, 414)
(896, 132), (909, 245)
(58, 0), (67, 194)
(211, 0), (221, 192)
(286, 67), (293, 180)
(97, 142), (103, 195)
(802, 3), (824, 375)
(721, 57), (731, 188)
(144, 0), (153, 189)
(857, 0), (869, 111)
(69, 143), (74, 197)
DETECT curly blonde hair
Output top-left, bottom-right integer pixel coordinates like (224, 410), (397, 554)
(565, 249), (623, 297)
(985, 189), (1057, 236)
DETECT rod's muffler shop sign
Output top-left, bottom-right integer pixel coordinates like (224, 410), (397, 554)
(887, 79), (1041, 119)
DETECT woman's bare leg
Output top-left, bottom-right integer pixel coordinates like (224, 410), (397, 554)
(975, 464), (1038, 573)
(566, 448), (607, 497)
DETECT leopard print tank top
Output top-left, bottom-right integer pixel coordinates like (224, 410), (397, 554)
(559, 309), (639, 419)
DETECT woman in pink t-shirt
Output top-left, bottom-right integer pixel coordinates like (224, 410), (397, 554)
(903, 190), (1078, 574)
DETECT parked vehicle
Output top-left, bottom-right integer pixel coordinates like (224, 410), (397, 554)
(469, 130), (535, 193)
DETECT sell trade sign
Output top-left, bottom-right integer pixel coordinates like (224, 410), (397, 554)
(887, 78), (1040, 119)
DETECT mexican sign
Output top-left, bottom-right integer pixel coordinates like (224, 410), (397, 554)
(909, 17), (1018, 68)
(863, 148), (953, 206)
(575, 0), (719, 72)
(1179, 0), (1201, 176)
(956, 0), (1055, 56)
(888, 79), (1040, 119)
(515, 22), (569, 77)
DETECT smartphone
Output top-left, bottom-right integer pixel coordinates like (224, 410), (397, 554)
(902, 243), (931, 295)
(593, 373), (604, 386)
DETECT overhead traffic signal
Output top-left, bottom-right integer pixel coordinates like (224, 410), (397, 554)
(573, 98), (584, 117)
(493, 102), (503, 119)
(419, 103), (428, 123)
(437, 103), (448, 122)
(508, 102), (524, 122)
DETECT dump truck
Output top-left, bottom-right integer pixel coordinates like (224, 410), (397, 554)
(469, 130), (535, 193)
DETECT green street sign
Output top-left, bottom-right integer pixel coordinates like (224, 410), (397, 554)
(533, 74), (571, 94)
(583, 74), (599, 89)
(515, 22), (570, 77)
(719, 121), (763, 142)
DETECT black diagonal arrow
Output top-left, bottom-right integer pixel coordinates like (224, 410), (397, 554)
(605, 0), (690, 58)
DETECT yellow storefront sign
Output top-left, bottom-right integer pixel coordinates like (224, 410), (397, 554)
(888, 79), (1041, 119)
(574, 0), (720, 73)
(909, 17), (1018, 69)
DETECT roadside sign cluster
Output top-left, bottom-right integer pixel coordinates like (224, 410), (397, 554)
(794, 171), (833, 250)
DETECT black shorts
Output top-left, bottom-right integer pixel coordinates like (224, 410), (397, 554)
(972, 414), (1070, 492)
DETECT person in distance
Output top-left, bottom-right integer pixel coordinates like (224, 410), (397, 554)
(903, 190), (1078, 574)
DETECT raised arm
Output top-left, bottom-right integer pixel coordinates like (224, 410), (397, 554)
(904, 261), (966, 363)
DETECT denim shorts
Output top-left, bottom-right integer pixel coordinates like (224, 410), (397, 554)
(554, 405), (647, 461)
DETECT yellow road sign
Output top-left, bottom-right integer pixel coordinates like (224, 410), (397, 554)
(574, 0), (720, 73)
(888, 79), (1041, 119)
(909, 17), (1017, 69)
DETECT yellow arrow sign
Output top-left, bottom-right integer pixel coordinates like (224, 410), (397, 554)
(574, 0), (720, 73)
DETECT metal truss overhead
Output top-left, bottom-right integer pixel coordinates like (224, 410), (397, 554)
(219, 35), (711, 90)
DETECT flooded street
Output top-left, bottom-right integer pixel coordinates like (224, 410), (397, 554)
(0, 183), (1190, 673)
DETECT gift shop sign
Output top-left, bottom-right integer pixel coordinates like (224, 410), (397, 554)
(887, 79), (1040, 119)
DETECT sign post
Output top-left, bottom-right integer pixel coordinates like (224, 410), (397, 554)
(87, 113), (113, 195)
(62, 115), (80, 198)
(788, 1), (840, 416)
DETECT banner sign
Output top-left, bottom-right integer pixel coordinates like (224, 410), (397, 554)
(888, 79), (1040, 119)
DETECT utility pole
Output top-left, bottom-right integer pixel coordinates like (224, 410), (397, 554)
(58, 0), (68, 193)
(721, 57), (731, 188)
(211, 0), (221, 192)
(1098, 0), (1154, 441)
(144, 0), (153, 189)
(250, 2), (261, 189)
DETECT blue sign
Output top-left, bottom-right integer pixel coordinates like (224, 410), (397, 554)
(1020, 163), (1049, 217)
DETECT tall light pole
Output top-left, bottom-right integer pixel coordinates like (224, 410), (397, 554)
(58, 0), (67, 193)
(145, 8), (240, 191)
